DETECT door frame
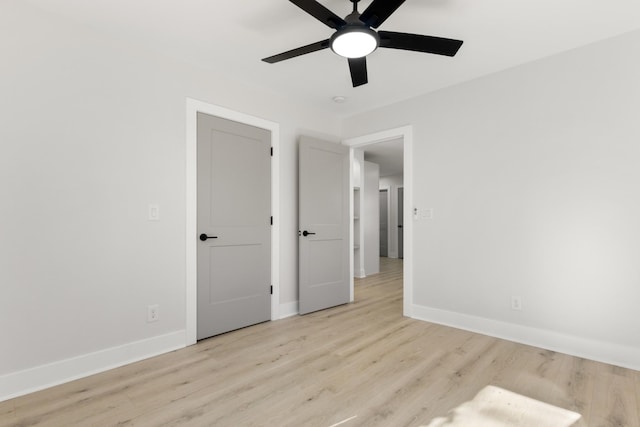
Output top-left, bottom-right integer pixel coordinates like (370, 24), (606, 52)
(343, 126), (413, 317)
(185, 98), (280, 345)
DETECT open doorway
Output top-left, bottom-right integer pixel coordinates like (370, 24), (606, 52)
(343, 126), (414, 317)
(364, 142), (403, 261)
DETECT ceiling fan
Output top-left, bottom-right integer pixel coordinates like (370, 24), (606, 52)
(262, 0), (464, 87)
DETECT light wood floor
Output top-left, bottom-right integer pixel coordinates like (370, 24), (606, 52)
(1, 257), (638, 427)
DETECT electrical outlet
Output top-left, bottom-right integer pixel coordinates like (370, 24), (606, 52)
(511, 296), (522, 311)
(147, 304), (159, 322)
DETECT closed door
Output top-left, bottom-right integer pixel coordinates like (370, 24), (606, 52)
(398, 187), (404, 259)
(298, 136), (350, 315)
(197, 112), (271, 340)
(379, 189), (388, 257)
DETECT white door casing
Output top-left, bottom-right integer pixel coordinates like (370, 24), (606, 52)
(343, 126), (413, 317)
(186, 99), (280, 346)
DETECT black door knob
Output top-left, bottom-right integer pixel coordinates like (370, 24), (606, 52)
(302, 230), (316, 237)
(199, 234), (218, 241)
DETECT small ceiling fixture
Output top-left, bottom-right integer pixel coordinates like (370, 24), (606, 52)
(332, 95), (347, 103)
(262, 0), (464, 87)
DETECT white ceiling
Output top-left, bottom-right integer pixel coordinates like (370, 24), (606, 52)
(24, 0), (640, 118)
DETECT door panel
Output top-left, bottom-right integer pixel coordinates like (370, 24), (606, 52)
(299, 136), (349, 315)
(197, 112), (271, 340)
(304, 147), (345, 225)
(206, 130), (268, 227)
(206, 245), (263, 302)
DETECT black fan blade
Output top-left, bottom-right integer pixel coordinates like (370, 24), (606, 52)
(378, 31), (463, 56)
(262, 39), (330, 63)
(359, 0), (406, 29)
(290, 0), (346, 29)
(348, 57), (368, 87)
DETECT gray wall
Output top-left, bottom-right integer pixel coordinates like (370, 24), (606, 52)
(343, 30), (640, 369)
(0, 1), (340, 389)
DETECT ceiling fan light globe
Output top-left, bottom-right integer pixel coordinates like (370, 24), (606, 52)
(330, 28), (379, 58)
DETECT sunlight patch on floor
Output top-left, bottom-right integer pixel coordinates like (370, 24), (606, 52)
(423, 385), (581, 427)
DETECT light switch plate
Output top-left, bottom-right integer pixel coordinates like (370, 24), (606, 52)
(148, 204), (160, 221)
(414, 208), (434, 220)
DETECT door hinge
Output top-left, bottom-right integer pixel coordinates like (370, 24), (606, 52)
(270, 147), (273, 157)
(270, 215), (273, 225)
(270, 285), (273, 295)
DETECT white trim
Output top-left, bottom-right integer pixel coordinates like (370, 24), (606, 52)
(0, 331), (185, 402)
(411, 304), (640, 371)
(348, 149), (355, 301)
(342, 126), (414, 317)
(186, 98), (280, 345)
(278, 301), (299, 319)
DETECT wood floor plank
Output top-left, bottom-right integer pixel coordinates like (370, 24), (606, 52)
(1, 257), (638, 427)
(636, 370), (640, 423)
(588, 364), (639, 427)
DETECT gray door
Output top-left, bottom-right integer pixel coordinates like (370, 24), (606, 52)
(379, 189), (388, 257)
(298, 136), (350, 315)
(197, 112), (271, 340)
(398, 187), (404, 259)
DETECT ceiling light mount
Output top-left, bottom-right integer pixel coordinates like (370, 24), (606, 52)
(329, 4), (379, 59)
(330, 24), (379, 59)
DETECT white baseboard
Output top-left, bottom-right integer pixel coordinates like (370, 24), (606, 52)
(0, 330), (185, 403)
(279, 301), (299, 319)
(411, 304), (640, 372)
